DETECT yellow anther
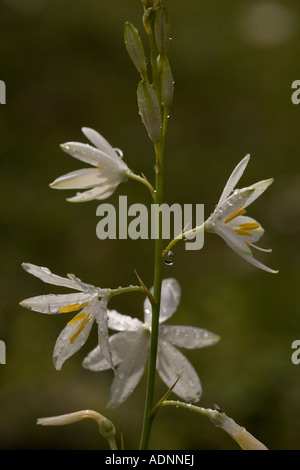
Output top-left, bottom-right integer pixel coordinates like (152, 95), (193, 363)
(67, 312), (87, 325)
(69, 314), (92, 344)
(238, 222), (260, 230)
(224, 205), (246, 224)
(59, 302), (88, 313)
(234, 228), (252, 237)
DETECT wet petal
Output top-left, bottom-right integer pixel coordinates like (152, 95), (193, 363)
(60, 142), (118, 169)
(234, 251), (278, 274)
(213, 224), (252, 256)
(107, 329), (150, 409)
(50, 168), (108, 189)
(217, 155), (250, 208)
(53, 310), (94, 370)
(95, 297), (115, 372)
(108, 309), (144, 331)
(243, 179), (273, 209)
(81, 127), (119, 160)
(66, 184), (118, 203)
(143, 278), (181, 325)
(19, 292), (93, 314)
(21, 263), (87, 291)
(159, 325), (220, 349)
(82, 332), (134, 371)
(157, 341), (202, 402)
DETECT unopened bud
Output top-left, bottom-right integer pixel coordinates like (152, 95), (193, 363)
(124, 22), (147, 78)
(160, 56), (174, 108)
(143, 7), (155, 36)
(154, 6), (170, 55)
(137, 80), (161, 142)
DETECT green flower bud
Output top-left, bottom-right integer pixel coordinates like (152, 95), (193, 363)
(154, 6), (170, 55)
(160, 57), (174, 108)
(124, 22), (147, 78)
(137, 80), (161, 143)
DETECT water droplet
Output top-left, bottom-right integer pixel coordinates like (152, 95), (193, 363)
(114, 148), (123, 158)
(164, 251), (174, 266)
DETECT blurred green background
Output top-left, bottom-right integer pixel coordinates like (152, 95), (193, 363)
(1, 0), (300, 450)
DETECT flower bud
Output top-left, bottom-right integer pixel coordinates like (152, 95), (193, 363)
(137, 80), (161, 142)
(124, 22), (147, 78)
(160, 57), (174, 108)
(154, 6), (170, 55)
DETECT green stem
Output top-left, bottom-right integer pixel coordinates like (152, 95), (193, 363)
(162, 222), (206, 260)
(127, 171), (155, 200)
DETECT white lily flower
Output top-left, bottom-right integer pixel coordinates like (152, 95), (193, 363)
(83, 278), (219, 409)
(19, 263), (113, 371)
(50, 127), (131, 202)
(205, 155), (278, 273)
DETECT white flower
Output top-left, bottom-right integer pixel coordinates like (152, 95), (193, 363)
(82, 278), (219, 409)
(205, 155), (278, 273)
(50, 127), (131, 202)
(19, 263), (113, 371)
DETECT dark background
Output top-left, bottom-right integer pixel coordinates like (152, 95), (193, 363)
(1, 0), (300, 450)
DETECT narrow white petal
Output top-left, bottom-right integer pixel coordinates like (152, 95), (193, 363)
(143, 278), (181, 325)
(50, 168), (108, 189)
(213, 224), (252, 256)
(95, 297), (115, 372)
(82, 332), (132, 371)
(159, 325), (220, 349)
(107, 329), (150, 409)
(217, 155), (250, 208)
(107, 310), (144, 331)
(157, 341), (202, 402)
(60, 142), (127, 172)
(21, 263), (87, 291)
(53, 311), (94, 370)
(81, 127), (119, 160)
(234, 251), (278, 274)
(243, 178), (274, 209)
(66, 184), (118, 203)
(227, 215), (264, 244)
(19, 292), (92, 314)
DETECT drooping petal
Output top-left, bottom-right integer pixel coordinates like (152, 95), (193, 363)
(232, 250), (278, 274)
(50, 168), (108, 190)
(95, 297), (115, 372)
(157, 340), (202, 402)
(107, 329), (150, 409)
(60, 142), (117, 169)
(108, 309), (144, 331)
(53, 309), (95, 370)
(143, 278), (181, 325)
(19, 292), (93, 314)
(82, 332), (133, 371)
(66, 184), (118, 203)
(217, 155), (250, 208)
(21, 263), (87, 291)
(213, 224), (252, 256)
(159, 325), (220, 349)
(81, 127), (120, 161)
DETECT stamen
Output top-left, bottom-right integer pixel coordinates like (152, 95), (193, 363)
(59, 302), (88, 313)
(69, 314), (91, 344)
(234, 228), (253, 237)
(224, 205), (246, 224)
(67, 312), (86, 325)
(238, 222), (260, 230)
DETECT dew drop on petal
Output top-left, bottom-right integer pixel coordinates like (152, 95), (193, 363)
(114, 148), (124, 158)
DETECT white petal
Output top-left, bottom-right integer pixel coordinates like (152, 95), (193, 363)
(60, 142), (127, 172)
(82, 332), (132, 371)
(243, 179), (274, 209)
(95, 297), (115, 372)
(66, 184), (118, 203)
(108, 310), (144, 331)
(233, 251), (278, 274)
(213, 224), (252, 256)
(159, 325), (220, 349)
(143, 278), (181, 325)
(227, 215), (265, 245)
(50, 168), (108, 189)
(53, 311), (95, 370)
(107, 329), (150, 409)
(21, 263), (87, 291)
(19, 292), (93, 314)
(217, 155), (250, 208)
(157, 341), (202, 402)
(81, 127), (118, 160)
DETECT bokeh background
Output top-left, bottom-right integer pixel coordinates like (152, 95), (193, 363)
(1, 0), (300, 450)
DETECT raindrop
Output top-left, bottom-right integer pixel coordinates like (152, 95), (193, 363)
(164, 251), (174, 266)
(114, 148), (124, 158)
